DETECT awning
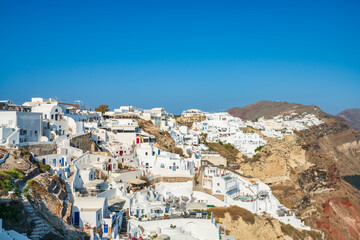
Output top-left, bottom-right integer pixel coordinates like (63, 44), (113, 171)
(129, 178), (146, 185)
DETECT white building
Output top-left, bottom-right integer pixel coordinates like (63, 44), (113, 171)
(72, 197), (108, 228)
(202, 167), (238, 196)
(0, 111), (43, 145)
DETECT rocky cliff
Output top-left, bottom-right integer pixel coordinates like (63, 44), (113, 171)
(210, 206), (324, 240)
(227, 101), (360, 239)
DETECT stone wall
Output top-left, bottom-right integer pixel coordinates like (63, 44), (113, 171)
(70, 133), (98, 153)
(150, 176), (194, 184)
(24, 143), (57, 156)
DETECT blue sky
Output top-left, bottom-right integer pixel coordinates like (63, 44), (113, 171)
(0, 0), (359, 114)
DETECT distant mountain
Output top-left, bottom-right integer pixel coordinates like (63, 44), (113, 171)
(337, 108), (360, 131)
(226, 100), (324, 120)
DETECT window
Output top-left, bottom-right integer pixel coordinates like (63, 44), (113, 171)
(34, 130), (38, 135)
(98, 213), (101, 221)
(145, 152), (148, 156)
(51, 115), (54, 120)
(44, 114), (47, 119)
(217, 183), (220, 186)
(55, 109), (58, 112)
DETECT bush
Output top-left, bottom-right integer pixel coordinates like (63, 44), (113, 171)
(0, 204), (20, 222)
(0, 169), (23, 191)
(255, 146), (263, 152)
(37, 162), (51, 172)
(3, 168), (24, 179)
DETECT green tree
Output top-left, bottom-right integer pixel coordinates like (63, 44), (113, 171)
(95, 104), (110, 114)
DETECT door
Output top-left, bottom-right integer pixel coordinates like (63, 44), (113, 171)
(61, 157), (64, 167)
(74, 212), (80, 225)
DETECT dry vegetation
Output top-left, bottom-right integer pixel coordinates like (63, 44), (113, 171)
(138, 119), (184, 156)
(204, 141), (240, 163)
(280, 223), (323, 240)
(209, 206), (255, 224)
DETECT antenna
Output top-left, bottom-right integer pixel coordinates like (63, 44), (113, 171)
(74, 100), (83, 106)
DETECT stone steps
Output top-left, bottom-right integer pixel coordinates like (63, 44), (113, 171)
(18, 185), (52, 240)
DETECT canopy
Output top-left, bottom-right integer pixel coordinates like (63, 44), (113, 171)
(129, 178), (146, 185)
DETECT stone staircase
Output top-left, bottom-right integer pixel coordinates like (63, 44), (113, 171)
(64, 164), (76, 202)
(18, 190), (51, 240)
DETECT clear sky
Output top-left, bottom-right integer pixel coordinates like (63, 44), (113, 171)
(1, 0), (359, 114)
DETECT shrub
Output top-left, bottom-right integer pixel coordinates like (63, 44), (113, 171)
(0, 169), (24, 191)
(255, 146), (263, 152)
(37, 162), (51, 172)
(0, 204), (20, 221)
(3, 168), (24, 179)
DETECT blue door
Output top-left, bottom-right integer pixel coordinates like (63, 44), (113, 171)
(42, 159), (46, 165)
(74, 212), (80, 225)
(53, 159), (56, 167)
(146, 163), (149, 169)
(173, 166), (176, 171)
(61, 157), (64, 167)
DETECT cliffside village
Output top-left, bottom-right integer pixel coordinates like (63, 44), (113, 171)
(0, 98), (324, 240)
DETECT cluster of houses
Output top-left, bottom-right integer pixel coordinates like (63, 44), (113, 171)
(0, 99), (321, 239)
(249, 113), (323, 139)
(0, 98), (99, 146)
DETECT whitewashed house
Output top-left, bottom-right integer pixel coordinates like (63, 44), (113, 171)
(72, 197), (109, 228)
(0, 111), (43, 145)
(202, 167), (239, 196)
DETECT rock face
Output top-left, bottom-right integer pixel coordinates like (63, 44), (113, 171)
(70, 132), (99, 153)
(227, 101), (360, 239)
(138, 119), (183, 155)
(23, 143), (57, 156)
(209, 206), (323, 240)
(29, 174), (70, 223)
(337, 108), (360, 131)
(28, 174), (85, 239)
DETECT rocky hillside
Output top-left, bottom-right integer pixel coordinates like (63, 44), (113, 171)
(337, 108), (360, 131)
(175, 114), (205, 128)
(227, 100), (323, 120)
(26, 174), (86, 239)
(138, 119), (184, 155)
(226, 101), (360, 239)
(209, 206), (324, 239)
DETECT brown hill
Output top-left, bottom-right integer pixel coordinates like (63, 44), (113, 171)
(227, 100), (324, 120)
(226, 101), (360, 239)
(337, 108), (360, 131)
